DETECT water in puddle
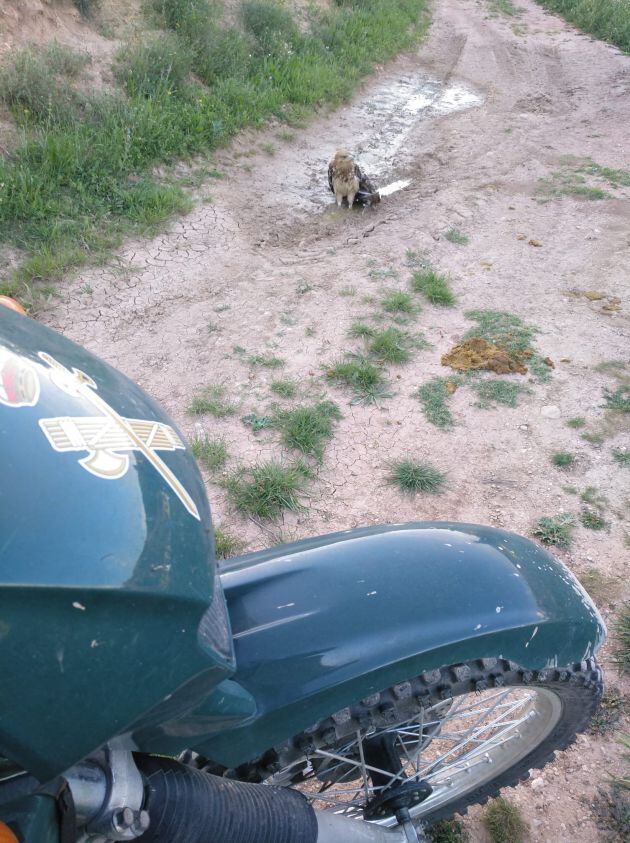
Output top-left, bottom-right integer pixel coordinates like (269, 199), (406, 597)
(353, 74), (484, 179)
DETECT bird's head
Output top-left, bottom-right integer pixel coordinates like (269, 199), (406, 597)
(334, 149), (354, 162)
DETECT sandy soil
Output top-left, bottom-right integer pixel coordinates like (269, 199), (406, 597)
(37, 0), (629, 838)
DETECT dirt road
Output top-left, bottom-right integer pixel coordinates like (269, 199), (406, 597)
(41, 0), (629, 838)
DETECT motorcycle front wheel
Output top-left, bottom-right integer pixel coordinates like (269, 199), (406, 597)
(230, 657), (602, 829)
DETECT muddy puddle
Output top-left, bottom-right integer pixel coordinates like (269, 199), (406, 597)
(301, 71), (483, 209)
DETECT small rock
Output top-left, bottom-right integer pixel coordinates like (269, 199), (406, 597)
(541, 405), (561, 419)
(529, 238), (542, 247)
(516, 233), (527, 240)
(531, 776), (545, 791)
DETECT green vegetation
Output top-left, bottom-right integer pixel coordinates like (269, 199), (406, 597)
(471, 379), (524, 408)
(612, 448), (630, 466)
(416, 377), (460, 428)
(538, 159), (630, 202)
(612, 605), (630, 674)
(552, 450), (575, 468)
(0, 0), (428, 293)
(187, 385), (236, 417)
(241, 412), (274, 431)
(213, 526), (242, 559)
(464, 309), (551, 382)
(490, 0), (520, 15)
(247, 353), (285, 368)
(581, 431), (605, 445)
(411, 268), (455, 306)
(590, 686), (626, 734)
(381, 290), (418, 315)
(338, 286), (357, 297)
(483, 798), (527, 843)
(74, 0), (99, 17)
(271, 378), (297, 398)
(581, 508), (607, 531)
(567, 416), (586, 428)
(444, 227), (469, 245)
(190, 434), (228, 470)
(428, 819), (469, 842)
(604, 387), (630, 412)
(348, 322), (376, 339)
(325, 356), (388, 404)
(273, 400), (341, 462)
(533, 514), (575, 548)
(580, 485), (607, 509)
(534, 0), (630, 53)
(368, 327), (415, 364)
(225, 459), (311, 519)
(387, 458), (446, 494)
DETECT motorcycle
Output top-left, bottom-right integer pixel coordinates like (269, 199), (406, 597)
(0, 303), (605, 843)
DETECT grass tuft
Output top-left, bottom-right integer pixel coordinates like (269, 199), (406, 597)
(271, 378), (297, 398)
(533, 514), (575, 548)
(612, 448), (630, 466)
(612, 605), (630, 675)
(190, 434), (228, 471)
(604, 387), (630, 413)
(273, 400), (341, 462)
(411, 268), (455, 306)
(247, 353), (285, 368)
(113, 34), (193, 97)
(368, 327), (414, 364)
(483, 798), (527, 843)
(187, 385), (236, 417)
(348, 322), (376, 339)
(213, 526), (242, 560)
(471, 379), (524, 408)
(444, 227), (469, 245)
(325, 356), (388, 404)
(428, 819), (469, 842)
(567, 416), (586, 428)
(416, 377), (460, 428)
(581, 507), (608, 531)
(387, 458), (446, 494)
(552, 451), (575, 468)
(381, 290), (418, 315)
(225, 460), (311, 519)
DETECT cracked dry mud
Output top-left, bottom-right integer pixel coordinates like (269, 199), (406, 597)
(40, 0), (629, 839)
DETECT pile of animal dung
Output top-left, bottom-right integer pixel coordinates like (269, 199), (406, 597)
(441, 337), (530, 375)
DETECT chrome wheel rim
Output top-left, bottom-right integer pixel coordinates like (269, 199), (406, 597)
(272, 686), (562, 824)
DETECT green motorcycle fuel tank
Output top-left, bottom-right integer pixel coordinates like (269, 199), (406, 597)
(0, 307), (605, 841)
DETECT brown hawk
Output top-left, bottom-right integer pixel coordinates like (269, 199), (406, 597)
(328, 150), (380, 207)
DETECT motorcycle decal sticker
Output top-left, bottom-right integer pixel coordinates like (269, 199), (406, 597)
(0, 348), (201, 520)
(0, 348), (40, 407)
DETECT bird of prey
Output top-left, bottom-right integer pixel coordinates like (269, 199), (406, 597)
(328, 150), (380, 207)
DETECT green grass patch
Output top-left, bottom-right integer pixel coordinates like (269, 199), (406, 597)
(490, 0), (520, 15)
(325, 356), (389, 404)
(552, 450), (575, 468)
(580, 485), (607, 509)
(247, 353), (285, 368)
(483, 798), (527, 843)
(187, 385), (237, 417)
(567, 416), (586, 428)
(273, 400), (341, 462)
(270, 378), (297, 398)
(581, 507), (608, 531)
(471, 379), (524, 408)
(241, 412), (274, 431)
(348, 322), (377, 339)
(213, 525), (242, 559)
(612, 605), (630, 674)
(604, 387), (630, 412)
(533, 514), (575, 548)
(225, 459), (311, 519)
(387, 458), (446, 494)
(534, 0), (630, 53)
(338, 286), (357, 297)
(411, 268), (455, 306)
(612, 448), (630, 466)
(381, 290), (418, 315)
(444, 227), (468, 245)
(581, 431), (605, 445)
(464, 309), (551, 382)
(367, 327), (415, 364)
(190, 434), (228, 471)
(0, 0), (428, 292)
(427, 819), (469, 843)
(416, 376), (460, 428)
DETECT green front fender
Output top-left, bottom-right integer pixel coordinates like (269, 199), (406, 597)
(197, 523), (605, 768)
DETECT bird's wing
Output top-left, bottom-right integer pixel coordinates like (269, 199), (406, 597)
(328, 162), (335, 193)
(356, 164), (378, 195)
